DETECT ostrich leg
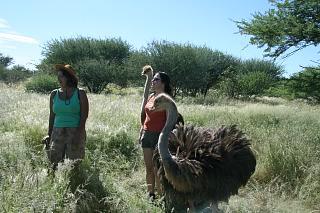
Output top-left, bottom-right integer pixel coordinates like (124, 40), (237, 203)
(189, 201), (220, 213)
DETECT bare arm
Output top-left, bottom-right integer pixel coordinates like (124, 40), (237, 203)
(78, 89), (89, 132)
(48, 90), (56, 137)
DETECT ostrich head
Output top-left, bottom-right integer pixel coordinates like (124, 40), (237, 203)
(142, 65), (153, 75)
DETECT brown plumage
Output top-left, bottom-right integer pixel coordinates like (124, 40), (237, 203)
(152, 93), (256, 212)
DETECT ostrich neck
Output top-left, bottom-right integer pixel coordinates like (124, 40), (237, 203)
(158, 103), (178, 161)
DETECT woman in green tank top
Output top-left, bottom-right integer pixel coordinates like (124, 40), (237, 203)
(42, 64), (89, 171)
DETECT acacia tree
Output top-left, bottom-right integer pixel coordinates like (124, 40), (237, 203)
(42, 37), (131, 65)
(76, 59), (117, 93)
(0, 53), (13, 67)
(147, 40), (210, 97)
(39, 37), (132, 92)
(236, 0), (320, 58)
(203, 51), (240, 96)
(218, 59), (283, 97)
(289, 67), (320, 101)
(123, 50), (152, 86)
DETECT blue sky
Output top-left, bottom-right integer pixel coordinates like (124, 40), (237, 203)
(1, 0), (319, 76)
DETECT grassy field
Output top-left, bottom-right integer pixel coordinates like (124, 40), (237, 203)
(0, 82), (320, 213)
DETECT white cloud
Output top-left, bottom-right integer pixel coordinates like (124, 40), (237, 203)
(0, 32), (38, 44)
(0, 18), (38, 45)
(0, 44), (17, 49)
(0, 18), (9, 29)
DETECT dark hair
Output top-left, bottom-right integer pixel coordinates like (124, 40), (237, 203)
(176, 113), (184, 126)
(158, 72), (172, 96)
(171, 113), (184, 131)
(61, 70), (78, 88)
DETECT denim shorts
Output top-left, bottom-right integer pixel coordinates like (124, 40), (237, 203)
(140, 130), (160, 149)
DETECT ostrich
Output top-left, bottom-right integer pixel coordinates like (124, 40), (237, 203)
(152, 93), (256, 212)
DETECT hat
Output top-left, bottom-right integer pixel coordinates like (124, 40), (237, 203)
(55, 64), (76, 75)
(55, 64), (78, 84)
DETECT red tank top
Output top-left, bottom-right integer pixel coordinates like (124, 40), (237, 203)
(143, 95), (167, 132)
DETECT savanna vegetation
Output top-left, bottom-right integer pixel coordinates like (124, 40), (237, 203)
(0, 83), (319, 212)
(1, 0), (319, 212)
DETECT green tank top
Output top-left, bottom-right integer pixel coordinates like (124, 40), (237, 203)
(53, 88), (80, 127)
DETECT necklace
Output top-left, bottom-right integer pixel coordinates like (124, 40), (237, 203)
(64, 89), (71, 105)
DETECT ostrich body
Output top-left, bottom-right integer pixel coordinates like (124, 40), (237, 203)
(152, 93), (256, 212)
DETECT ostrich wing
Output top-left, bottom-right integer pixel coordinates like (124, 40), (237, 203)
(154, 124), (256, 202)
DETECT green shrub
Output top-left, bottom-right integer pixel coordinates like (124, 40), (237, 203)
(0, 64), (7, 80)
(42, 37), (131, 65)
(265, 141), (310, 185)
(299, 164), (320, 207)
(238, 71), (273, 96)
(23, 126), (45, 153)
(76, 59), (117, 94)
(25, 73), (59, 93)
(86, 135), (103, 153)
(0, 53), (13, 67)
(67, 159), (109, 213)
(177, 89), (228, 105)
(264, 80), (294, 99)
(123, 51), (152, 86)
(107, 130), (136, 160)
(23, 126), (47, 168)
(3, 70), (26, 83)
(218, 59), (283, 98)
(104, 83), (130, 95)
(86, 130), (137, 161)
(288, 67), (320, 102)
(0, 65), (31, 83)
(147, 40), (209, 96)
(219, 71), (275, 97)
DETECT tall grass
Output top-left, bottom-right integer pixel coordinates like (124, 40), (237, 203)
(0, 82), (319, 212)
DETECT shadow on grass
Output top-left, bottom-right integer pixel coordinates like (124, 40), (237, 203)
(68, 159), (110, 213)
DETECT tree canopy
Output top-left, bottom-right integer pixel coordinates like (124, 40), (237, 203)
(236, 0), (320, 58)
(289, 67), (320, 101)
(0, 53), (14, 67)
(42, 37), (131, 65)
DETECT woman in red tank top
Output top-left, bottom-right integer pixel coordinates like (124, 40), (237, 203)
(139, 65), (172, 201)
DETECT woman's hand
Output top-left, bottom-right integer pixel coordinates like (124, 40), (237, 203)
(42, 135), (51, 149)
(42, 135), (50, 144)
(137, 128), (143, 144)
(74, 128), (85, 143)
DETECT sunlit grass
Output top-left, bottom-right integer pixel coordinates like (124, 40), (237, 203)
(0, 82), (319, 212)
